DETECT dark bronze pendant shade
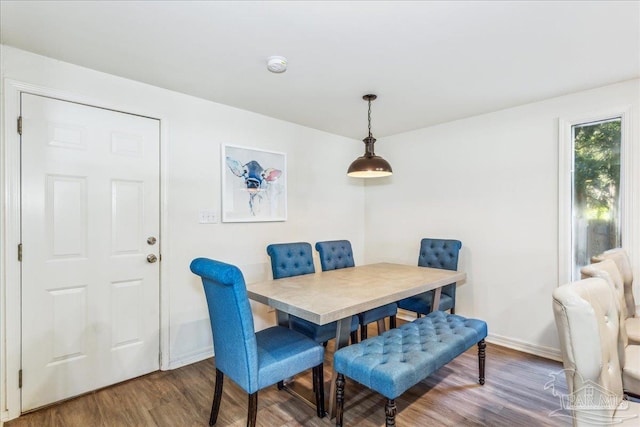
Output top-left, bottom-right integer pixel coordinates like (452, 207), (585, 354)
(347, 94), (392, 178)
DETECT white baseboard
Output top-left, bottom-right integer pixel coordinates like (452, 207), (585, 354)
(486, 333), (562, 362)
(396, 309), (417, 322)
(166, 346), (214, 370)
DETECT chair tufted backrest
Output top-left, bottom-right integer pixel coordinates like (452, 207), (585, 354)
(190, 258), (259, 393)
(266, 242), (315, 279)
(592, 248), (636, 317)
(581, 260), (629, 350)
(418, 238), (462, 300)
(552, 277), (624, 425)
(418, 238), (462, 270)
(315, 240), (355, 271)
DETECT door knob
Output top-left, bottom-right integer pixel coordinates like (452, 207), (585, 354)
(147, 254), (158, 263)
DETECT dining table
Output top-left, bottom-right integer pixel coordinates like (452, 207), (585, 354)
(245, 262), (467, 418)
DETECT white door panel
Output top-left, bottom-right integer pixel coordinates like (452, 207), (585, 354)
(21, 93), (160, 411)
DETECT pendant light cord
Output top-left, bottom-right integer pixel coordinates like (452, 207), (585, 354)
(367, 99), (372, 138)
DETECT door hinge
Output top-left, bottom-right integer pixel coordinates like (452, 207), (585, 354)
(18, 116), (22, 136)
(18, 243), (22, 262)
(18, 370), (22, 388)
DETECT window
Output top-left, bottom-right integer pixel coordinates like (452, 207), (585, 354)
(571, 118), (621, 280)
(559, 108), (631, 284)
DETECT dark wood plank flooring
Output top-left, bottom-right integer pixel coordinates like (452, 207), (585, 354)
(8, 331), (571, 426)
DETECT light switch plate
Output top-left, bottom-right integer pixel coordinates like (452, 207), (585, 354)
(199, 209), (219, 224)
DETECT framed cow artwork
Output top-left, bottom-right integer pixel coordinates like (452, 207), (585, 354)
(221, 144), (287, 222)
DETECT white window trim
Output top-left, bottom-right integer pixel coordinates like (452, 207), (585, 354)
(558, 106), (634, 286)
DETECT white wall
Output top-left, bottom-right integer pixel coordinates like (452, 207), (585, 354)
(364, 79), (640, 358)
(0, 45), (366, 373)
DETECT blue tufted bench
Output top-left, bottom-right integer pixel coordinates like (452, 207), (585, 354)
(334, 311), (487, 426)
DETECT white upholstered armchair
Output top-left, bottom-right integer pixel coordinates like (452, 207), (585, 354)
(581, 259), (640, 397)
(552, 277), (640, 426)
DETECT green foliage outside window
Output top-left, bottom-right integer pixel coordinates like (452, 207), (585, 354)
(573, 119), (621, 220)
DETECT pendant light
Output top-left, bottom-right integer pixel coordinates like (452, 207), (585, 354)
(347, 94), (393, 178)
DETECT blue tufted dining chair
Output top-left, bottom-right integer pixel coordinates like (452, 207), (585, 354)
(397, 238), (462, 316)
(315, 240), (397, 340)
(190, 258), (326, 426)
(266, 242), (360, 345)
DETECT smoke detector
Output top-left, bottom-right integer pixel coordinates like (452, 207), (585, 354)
(267, 56), (287, 73)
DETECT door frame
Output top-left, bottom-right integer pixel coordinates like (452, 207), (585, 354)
(1, 79), (171, 422)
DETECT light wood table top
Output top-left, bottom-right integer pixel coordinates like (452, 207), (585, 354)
(247, 262), (466, 325)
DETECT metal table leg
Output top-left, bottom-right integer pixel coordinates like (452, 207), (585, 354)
(275, 309), (290, 328)
(430, 287), (442, 313)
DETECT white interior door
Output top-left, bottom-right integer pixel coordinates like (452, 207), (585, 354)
(20, 93), (160, 411)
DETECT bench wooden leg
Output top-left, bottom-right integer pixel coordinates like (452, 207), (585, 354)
(336, 374), (345, 427)
(385, 399), (396, 427)
(478, 339), (486, 385)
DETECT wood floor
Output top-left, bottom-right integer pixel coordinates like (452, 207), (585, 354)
(8, 337), (572, 426)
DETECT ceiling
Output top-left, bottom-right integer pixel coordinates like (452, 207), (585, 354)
(1, 1), (639, 139)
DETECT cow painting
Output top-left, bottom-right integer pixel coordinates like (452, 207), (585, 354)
(226, 156), (282, 216)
